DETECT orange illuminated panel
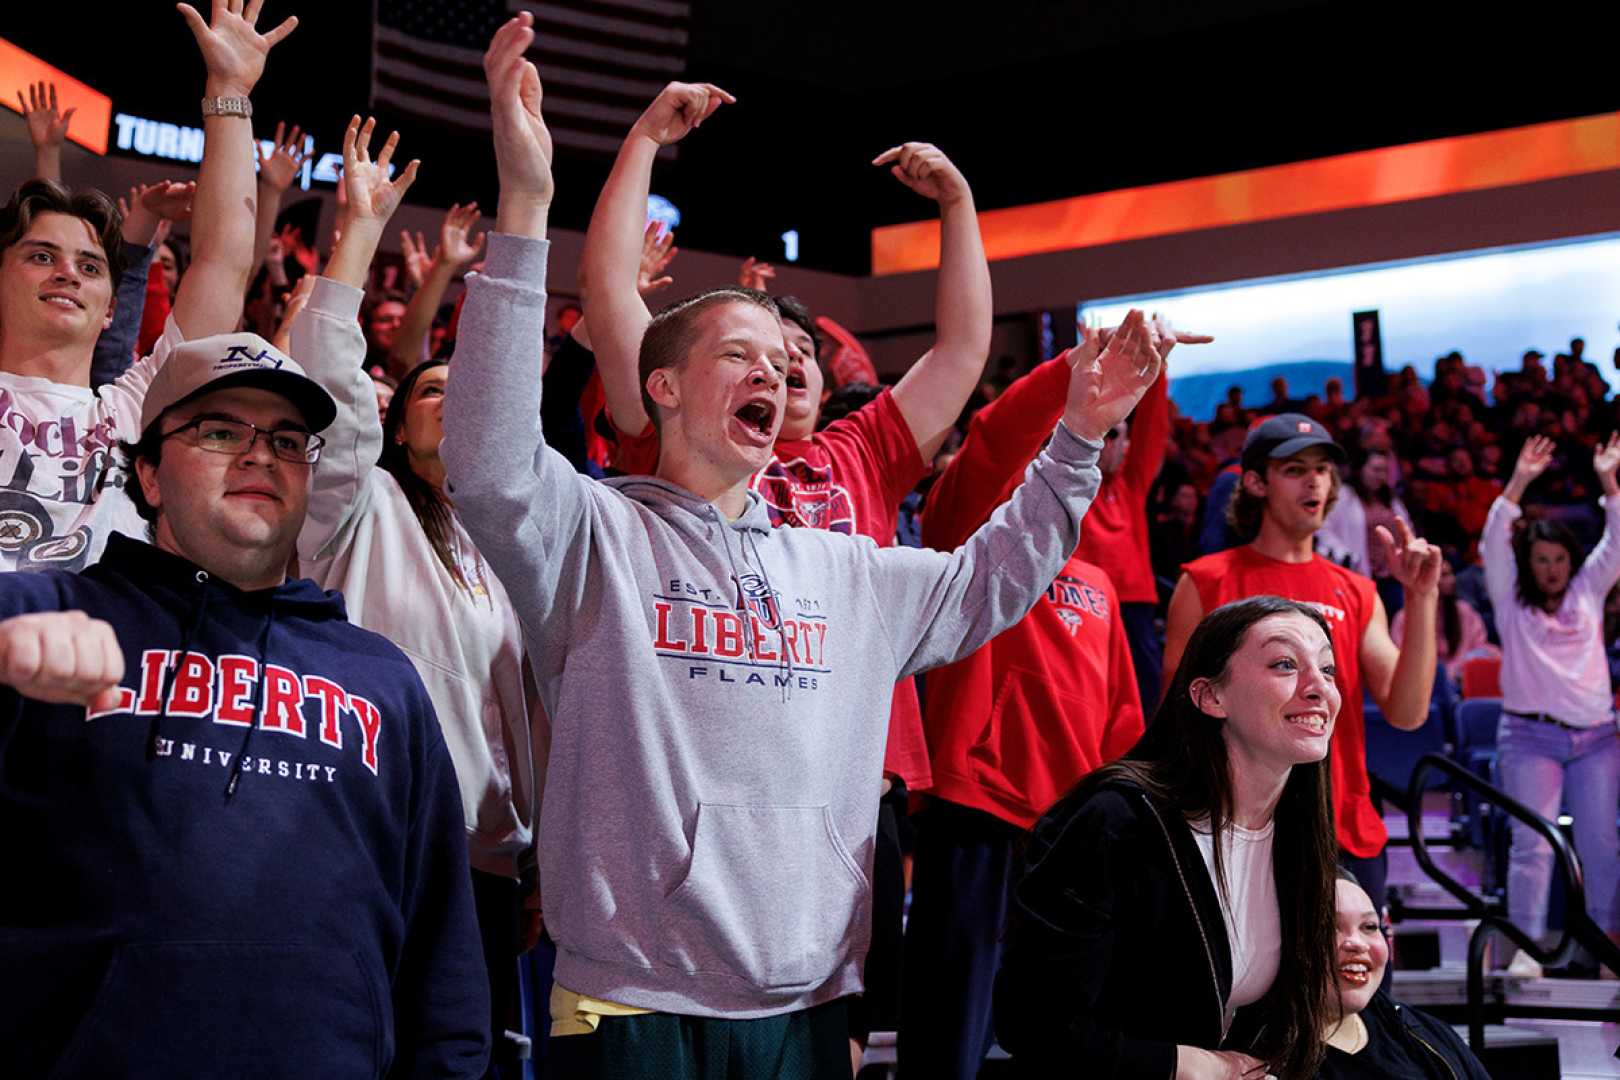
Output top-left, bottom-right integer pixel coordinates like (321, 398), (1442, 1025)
(0, 37), (111, 155)
(872, 112), (1620, 275)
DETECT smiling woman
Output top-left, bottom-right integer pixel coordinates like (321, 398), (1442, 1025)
(994, 596), (1342, 1080)
(1318, 871), (1492, 1078)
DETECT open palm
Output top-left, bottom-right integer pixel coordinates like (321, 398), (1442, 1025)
(341, 116), (419, 227)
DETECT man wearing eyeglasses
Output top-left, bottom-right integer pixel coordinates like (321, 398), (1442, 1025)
(0, 332), (491, 1078)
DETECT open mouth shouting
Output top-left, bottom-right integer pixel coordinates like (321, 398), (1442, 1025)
(731, 397), (778, 448)
(785, 367), (808, 393)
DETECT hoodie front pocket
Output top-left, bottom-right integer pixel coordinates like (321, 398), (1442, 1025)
(660, 802), (869, 991)
(48, 942), (387, 1080)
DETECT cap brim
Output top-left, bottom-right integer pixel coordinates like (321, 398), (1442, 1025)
(1267, 434), (1347, 463)
(152, 368), (338, 435)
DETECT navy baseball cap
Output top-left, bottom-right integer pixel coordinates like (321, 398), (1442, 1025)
(1241, 413), (1346, 473)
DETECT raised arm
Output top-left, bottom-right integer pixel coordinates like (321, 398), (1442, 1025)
(1483, 436), (1553, 606)
(440, 13), (599, 649)
(882, 143), (992, 460)
(172, 0), (298, 338)
(387, 202), (484, 377)
(251, 121), (308, 268)
(292, 116), (417, 562)
(1361, 518), (1443, 731)
(877, 311), (1167, 676)
(17, 81), (74, 183)
(1577, 432), (1620, 595)
(579, 80), (733, 437)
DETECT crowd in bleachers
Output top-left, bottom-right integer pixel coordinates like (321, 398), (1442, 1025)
(1, 6), (1616, 1079)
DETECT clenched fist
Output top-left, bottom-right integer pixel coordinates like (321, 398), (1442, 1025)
(0, 611), (125, 712)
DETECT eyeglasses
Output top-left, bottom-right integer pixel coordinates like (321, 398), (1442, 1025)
(162, 417), (324, 464)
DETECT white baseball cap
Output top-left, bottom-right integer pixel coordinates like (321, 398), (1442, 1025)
(139, 332), (337, 436)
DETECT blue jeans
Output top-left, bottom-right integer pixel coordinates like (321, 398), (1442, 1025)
(1497, 715), (1620, 940)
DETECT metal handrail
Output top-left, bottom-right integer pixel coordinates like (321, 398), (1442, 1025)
(1404, 752), (1620, 1051)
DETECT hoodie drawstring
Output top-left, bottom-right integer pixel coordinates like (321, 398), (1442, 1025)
(147, 572), (212, 761)
(741, 527), (795, 701)
(223, 609), (276, 801)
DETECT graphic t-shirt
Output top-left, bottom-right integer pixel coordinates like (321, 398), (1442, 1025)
(752, 389), (931, 788)
(1181, 546), (1383, 857)
(0, 319), (180, 572)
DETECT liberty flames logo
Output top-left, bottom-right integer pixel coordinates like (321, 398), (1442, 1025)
(735, 572), (782, 629)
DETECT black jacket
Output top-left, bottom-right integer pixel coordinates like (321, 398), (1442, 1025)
(994, 779), (1275, 1078)
(1317, 993), (1492, 1079)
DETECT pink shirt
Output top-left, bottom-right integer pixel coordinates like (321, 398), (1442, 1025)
(1481, 495), (1620, 727)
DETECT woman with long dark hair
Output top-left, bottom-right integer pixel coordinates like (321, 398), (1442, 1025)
(994, 596), (1340, 1079)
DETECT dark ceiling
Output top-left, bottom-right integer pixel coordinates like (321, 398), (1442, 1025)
(10, 1), (1620, 274)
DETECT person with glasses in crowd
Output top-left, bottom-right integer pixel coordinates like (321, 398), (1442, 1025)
(0, 329), (488, 1078)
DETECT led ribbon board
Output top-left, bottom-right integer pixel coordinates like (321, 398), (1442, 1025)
(872, 112), (1620, 275)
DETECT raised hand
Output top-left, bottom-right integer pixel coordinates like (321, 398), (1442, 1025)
(1515, 435), (1556, 483)
(141, 180), (197, 222)
(639, 222), (677, 296)
(1147, 312), (1212, 366)
(738, 255), (775, 292)
(176, 0), (299, 99)
(1375, 517), (1443, 596)
(1504, 434), (1555, 503)
(255, 121), (307, 192)
(340, 116), (420, 231)
(483, 11), (555, 227)
(270, 272), (315, 353)
(399, 228), (432, 290)
(438, 202), (485, 267)
(1064, 308), (1163, 442)
(18, 80), (74, 149)
(1594, 432), (1620, 496)
(872, 142), (970, 207)
(630, 81), (735, 147)
(1594, 432), (1620, 478)
(0, 611), (125, 713)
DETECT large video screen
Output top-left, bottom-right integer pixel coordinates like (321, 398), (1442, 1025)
(1078, 234), (1620, 421)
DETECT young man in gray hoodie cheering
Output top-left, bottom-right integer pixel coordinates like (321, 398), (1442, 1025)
(441, 13), (1172, 1078)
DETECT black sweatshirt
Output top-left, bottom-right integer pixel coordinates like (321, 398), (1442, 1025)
(0, 535), (489, 1079)
(994, 779), (1275, 1078)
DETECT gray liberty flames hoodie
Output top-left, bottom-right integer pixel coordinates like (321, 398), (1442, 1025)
(441, 235), (1104, 1019)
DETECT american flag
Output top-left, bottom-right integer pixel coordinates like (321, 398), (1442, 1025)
(371, 0), (689, 157)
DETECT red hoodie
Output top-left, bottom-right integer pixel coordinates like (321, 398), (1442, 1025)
(920, 355), (1143, 828)
(1074, 356), (1169, 605)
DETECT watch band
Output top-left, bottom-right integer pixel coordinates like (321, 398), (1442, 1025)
(200, 96), (253, 119)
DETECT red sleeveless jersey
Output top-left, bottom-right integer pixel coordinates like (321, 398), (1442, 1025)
(1181, 546), (1384, 857)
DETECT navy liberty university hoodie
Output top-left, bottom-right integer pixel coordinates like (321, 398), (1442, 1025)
(0, 535), (488, 1079)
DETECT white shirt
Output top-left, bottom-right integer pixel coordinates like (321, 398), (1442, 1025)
(1481, 495), (1620, 727)
(1193, 817), (1280, 1029)
(0, 319), (180, 572)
